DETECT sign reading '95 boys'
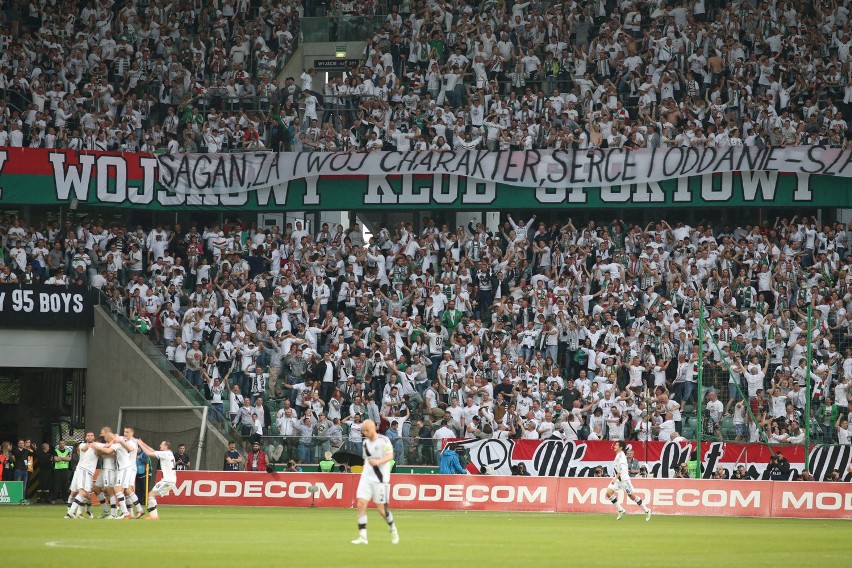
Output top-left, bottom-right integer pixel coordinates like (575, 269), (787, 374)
(0, 285), (95, 329)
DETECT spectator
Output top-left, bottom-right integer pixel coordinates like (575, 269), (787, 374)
(232, 395), (254, 451)
(245, 440), (268, 472)
(438, 444), (466, 475)
(185, 340), (203, 389)
(0, 443), (10, 481)
(415, 420), (435, 465)
(296, 416), (313, 463)
(35, 442), (54, 504)
(12, 440), (32, 504)
(224, 440), (244, 471)
(328, 417), (344, 455)
(313, 412), (332, 461)
(174, 444), (191, 471)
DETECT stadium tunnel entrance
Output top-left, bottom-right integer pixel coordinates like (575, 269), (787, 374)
(0, 366), (86, 502)
(0, 368), (85, 448)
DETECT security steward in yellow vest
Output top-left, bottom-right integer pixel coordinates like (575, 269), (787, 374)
(319, 451), (336, 472)
(53, 440), (72, 503)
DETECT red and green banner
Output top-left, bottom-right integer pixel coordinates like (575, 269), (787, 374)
(1, 147), (851, 211)
(453, 438), (847, 481)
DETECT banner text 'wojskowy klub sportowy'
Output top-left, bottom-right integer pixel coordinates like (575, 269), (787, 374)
(1, 147), (851, 211)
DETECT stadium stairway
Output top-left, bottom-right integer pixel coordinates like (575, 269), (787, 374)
(86, 305), (231, 471)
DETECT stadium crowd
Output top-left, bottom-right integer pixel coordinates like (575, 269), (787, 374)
(0, 0), (301, 152)
(1, 0), (852, 153)
(2, 0), (852, 468)
(2, 210), (852, 468)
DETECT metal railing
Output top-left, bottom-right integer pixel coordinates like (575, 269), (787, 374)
(96, 292), (241, 444)
(244, 434), (444, 467)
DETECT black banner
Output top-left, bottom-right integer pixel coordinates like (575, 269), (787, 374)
(0, 285), (96, 329)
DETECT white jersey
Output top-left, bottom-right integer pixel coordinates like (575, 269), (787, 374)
(427, 332), (445, 355)
(101, 451), (117, 472)
(156, 450), (177, 483)
(114, 438), (138, 470)
(78, 443), (100, 473)
(361, 434), (393, 483)
(613, 451), (629, 481)
(127, 438), (139, 467)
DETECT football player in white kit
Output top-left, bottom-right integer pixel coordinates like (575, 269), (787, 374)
(351, 419), (399, 545)
(136, 438), (177, 520)
(65, 432), (106, 519)
(66, 433), (95, 518)
(93, 428), (119, 518)
(606, 440), (651, 521)
(109, 426), (145, 519)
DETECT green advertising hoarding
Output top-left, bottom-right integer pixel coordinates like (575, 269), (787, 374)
(0, 481), (24, 504)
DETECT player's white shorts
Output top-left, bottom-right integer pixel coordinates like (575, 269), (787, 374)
(117, 467), (135, 488)
(102, 468), (117, 487)
(607, 478), (634, 494)
(69, 469), (82, 493)
(94, 468), (116, 489)
(356, 477), (390, 505)
(151, 480), (176, 497)
(71, 468), (94, 493)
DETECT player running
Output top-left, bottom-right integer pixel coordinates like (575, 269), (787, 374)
(606, 440), (652, 521)
(136, 438), (177, 520)
(351, 419), (399, 545)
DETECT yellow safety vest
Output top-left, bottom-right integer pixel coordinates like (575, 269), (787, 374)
(54, 447), (71, 470)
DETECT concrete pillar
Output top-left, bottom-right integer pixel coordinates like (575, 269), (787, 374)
(319, 211), (347, 233)
(485, 212), (501, 233)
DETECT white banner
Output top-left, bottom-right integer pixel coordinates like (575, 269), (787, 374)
(454, 438), (852, 481)
(156, 146), (852, 195)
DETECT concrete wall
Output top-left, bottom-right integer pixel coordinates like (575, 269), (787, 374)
(300, 42), (367, 82)
(277, 44), (303, 87)
(0, 330), (87, 368)
(278, 42), (367, 89)
(86, 307), (229, 470)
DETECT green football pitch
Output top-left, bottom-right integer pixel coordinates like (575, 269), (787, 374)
(2, 506), (849, 567)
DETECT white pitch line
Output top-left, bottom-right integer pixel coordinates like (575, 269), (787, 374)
(45, 540), (126, 550)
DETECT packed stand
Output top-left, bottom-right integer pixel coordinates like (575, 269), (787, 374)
(261, 0), (852, 151)
(2, 212), (852, 467)
(0, 0), (301, 152)
(4, 0), (852, 154)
